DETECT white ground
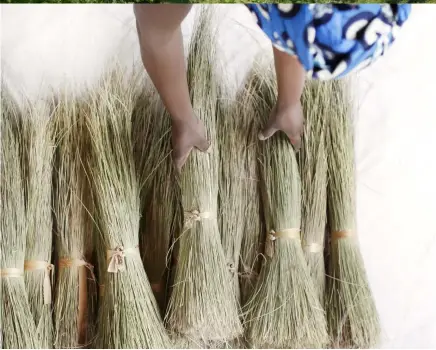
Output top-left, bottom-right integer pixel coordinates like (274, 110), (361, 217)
(2, 4), (436, 348)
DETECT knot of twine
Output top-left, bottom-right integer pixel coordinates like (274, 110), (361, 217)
(24, 260), (54, 305)
(265, 228), (300, 257)
(106, 246), (139, 273)
(331, 230), (354, 241)
(184, 210), (211, 228)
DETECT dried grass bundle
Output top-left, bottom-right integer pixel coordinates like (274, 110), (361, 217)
(88, 69), (170, 348)
(23, 100), (55, 349)
(243, 63), (328, 349)
(1, 93), (39, 349)
(132, 86), (182, 314)
(237, 71), (266, 308)
(217, 83), (245, 303)
(165, 8), (242, 343)
(53, 94), (96, 348)
(326, 79), (380, 348)
(299, 81), (330, 303)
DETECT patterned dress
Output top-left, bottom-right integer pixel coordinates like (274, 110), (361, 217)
(246, 4), (411, 79)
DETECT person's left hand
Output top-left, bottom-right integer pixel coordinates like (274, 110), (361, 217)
(171, 115), (210, 172)
(258, 101), (303, 150)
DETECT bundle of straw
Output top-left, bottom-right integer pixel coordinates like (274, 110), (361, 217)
(237, 71), (266, 308)
(53, 95), (96, 348)
(1, 93), (39, 349)
(88, 69), (170, 348)
(243, 63), (328, 349)
(217, 82), (245, 303)
(165, 8), (242, 343)
(132, 86), (182, 314)
(23, 100), (55, 349)
(326, 79), (380, 348)
(299, 81), (330, 303)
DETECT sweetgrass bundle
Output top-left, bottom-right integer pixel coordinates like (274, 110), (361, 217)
(326, 79), (380, 348)
(52, 94), (97, 348)
(218, 68), (266, 313)
(299, 81), (330, 303)
(237, 70), (266, 308)
(132, 85), (182, 313)
(243, 63), (328, 349)
(217, 82), (245, 303)
(23, 101), (55, 348)
(88, 69), (170, 348)
(165, 8), (242, 343)
(1, 92), (39, 349)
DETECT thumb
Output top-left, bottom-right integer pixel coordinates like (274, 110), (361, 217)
(194, 136), (211, 153)
(173, 150), (190, 174)
(259, 122), (278, 141)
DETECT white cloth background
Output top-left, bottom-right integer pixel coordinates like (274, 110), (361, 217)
(1, 4), (435, 348)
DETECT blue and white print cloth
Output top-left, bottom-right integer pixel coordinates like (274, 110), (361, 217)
(246, 4), (411, 80)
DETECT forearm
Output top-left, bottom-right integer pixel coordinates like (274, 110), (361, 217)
(273, 46), (305, 108)
(134, 4), (193, 122)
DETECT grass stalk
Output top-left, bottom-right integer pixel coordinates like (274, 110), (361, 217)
(1, 91), (40, 349)
(132, 85), (182, 314)
(23, 100), (56, 349)
(165, 7), (242, 343)
(52, 94), (96, 348)
(88, 69), (170, 348)
(237, 70), (266, 309)
(326, 79), (380, 348)
(299, 81), (331, 303)
(243, 63), (328, 349)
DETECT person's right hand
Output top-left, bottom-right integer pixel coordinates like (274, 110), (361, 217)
(171, 116), (210, 172)
(258, 101), (303, 150)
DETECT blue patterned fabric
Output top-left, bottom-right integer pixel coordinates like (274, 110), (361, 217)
(246, 4), (411, 79)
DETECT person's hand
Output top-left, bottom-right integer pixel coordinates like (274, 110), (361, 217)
(258, 101), (303, 150)
(172, 116), (210, 172)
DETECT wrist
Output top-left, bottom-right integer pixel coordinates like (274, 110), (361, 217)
(170, 109), (196, 123)
(276, 99), (300, 113)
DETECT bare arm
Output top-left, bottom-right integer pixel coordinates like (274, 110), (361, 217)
(134, 4), (209, 171)
(260, 46), (305, 148)
(134, 4), (193, 121)
(134, 6), (303, 163)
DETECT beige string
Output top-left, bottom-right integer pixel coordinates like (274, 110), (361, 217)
(0, 268), (24, 278)
(58, 257), (95, 344)
(332, 230), (353, 240)
(303, 243), (324, 253)
(106, 246), (140, 273)
(24, 260), (54, 304)
(266, 228), (300, 257)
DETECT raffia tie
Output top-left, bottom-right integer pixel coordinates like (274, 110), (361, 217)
(106, 246), (139, 273)
(184, 209), (211, 228)
(24, 260), (54, 305)
(0, 268), (24, 278)
(331, 230), (354, 241)
(265, 228), (300, 257)
(58, 258), (95, 279)
(303, 243), (324, 253)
